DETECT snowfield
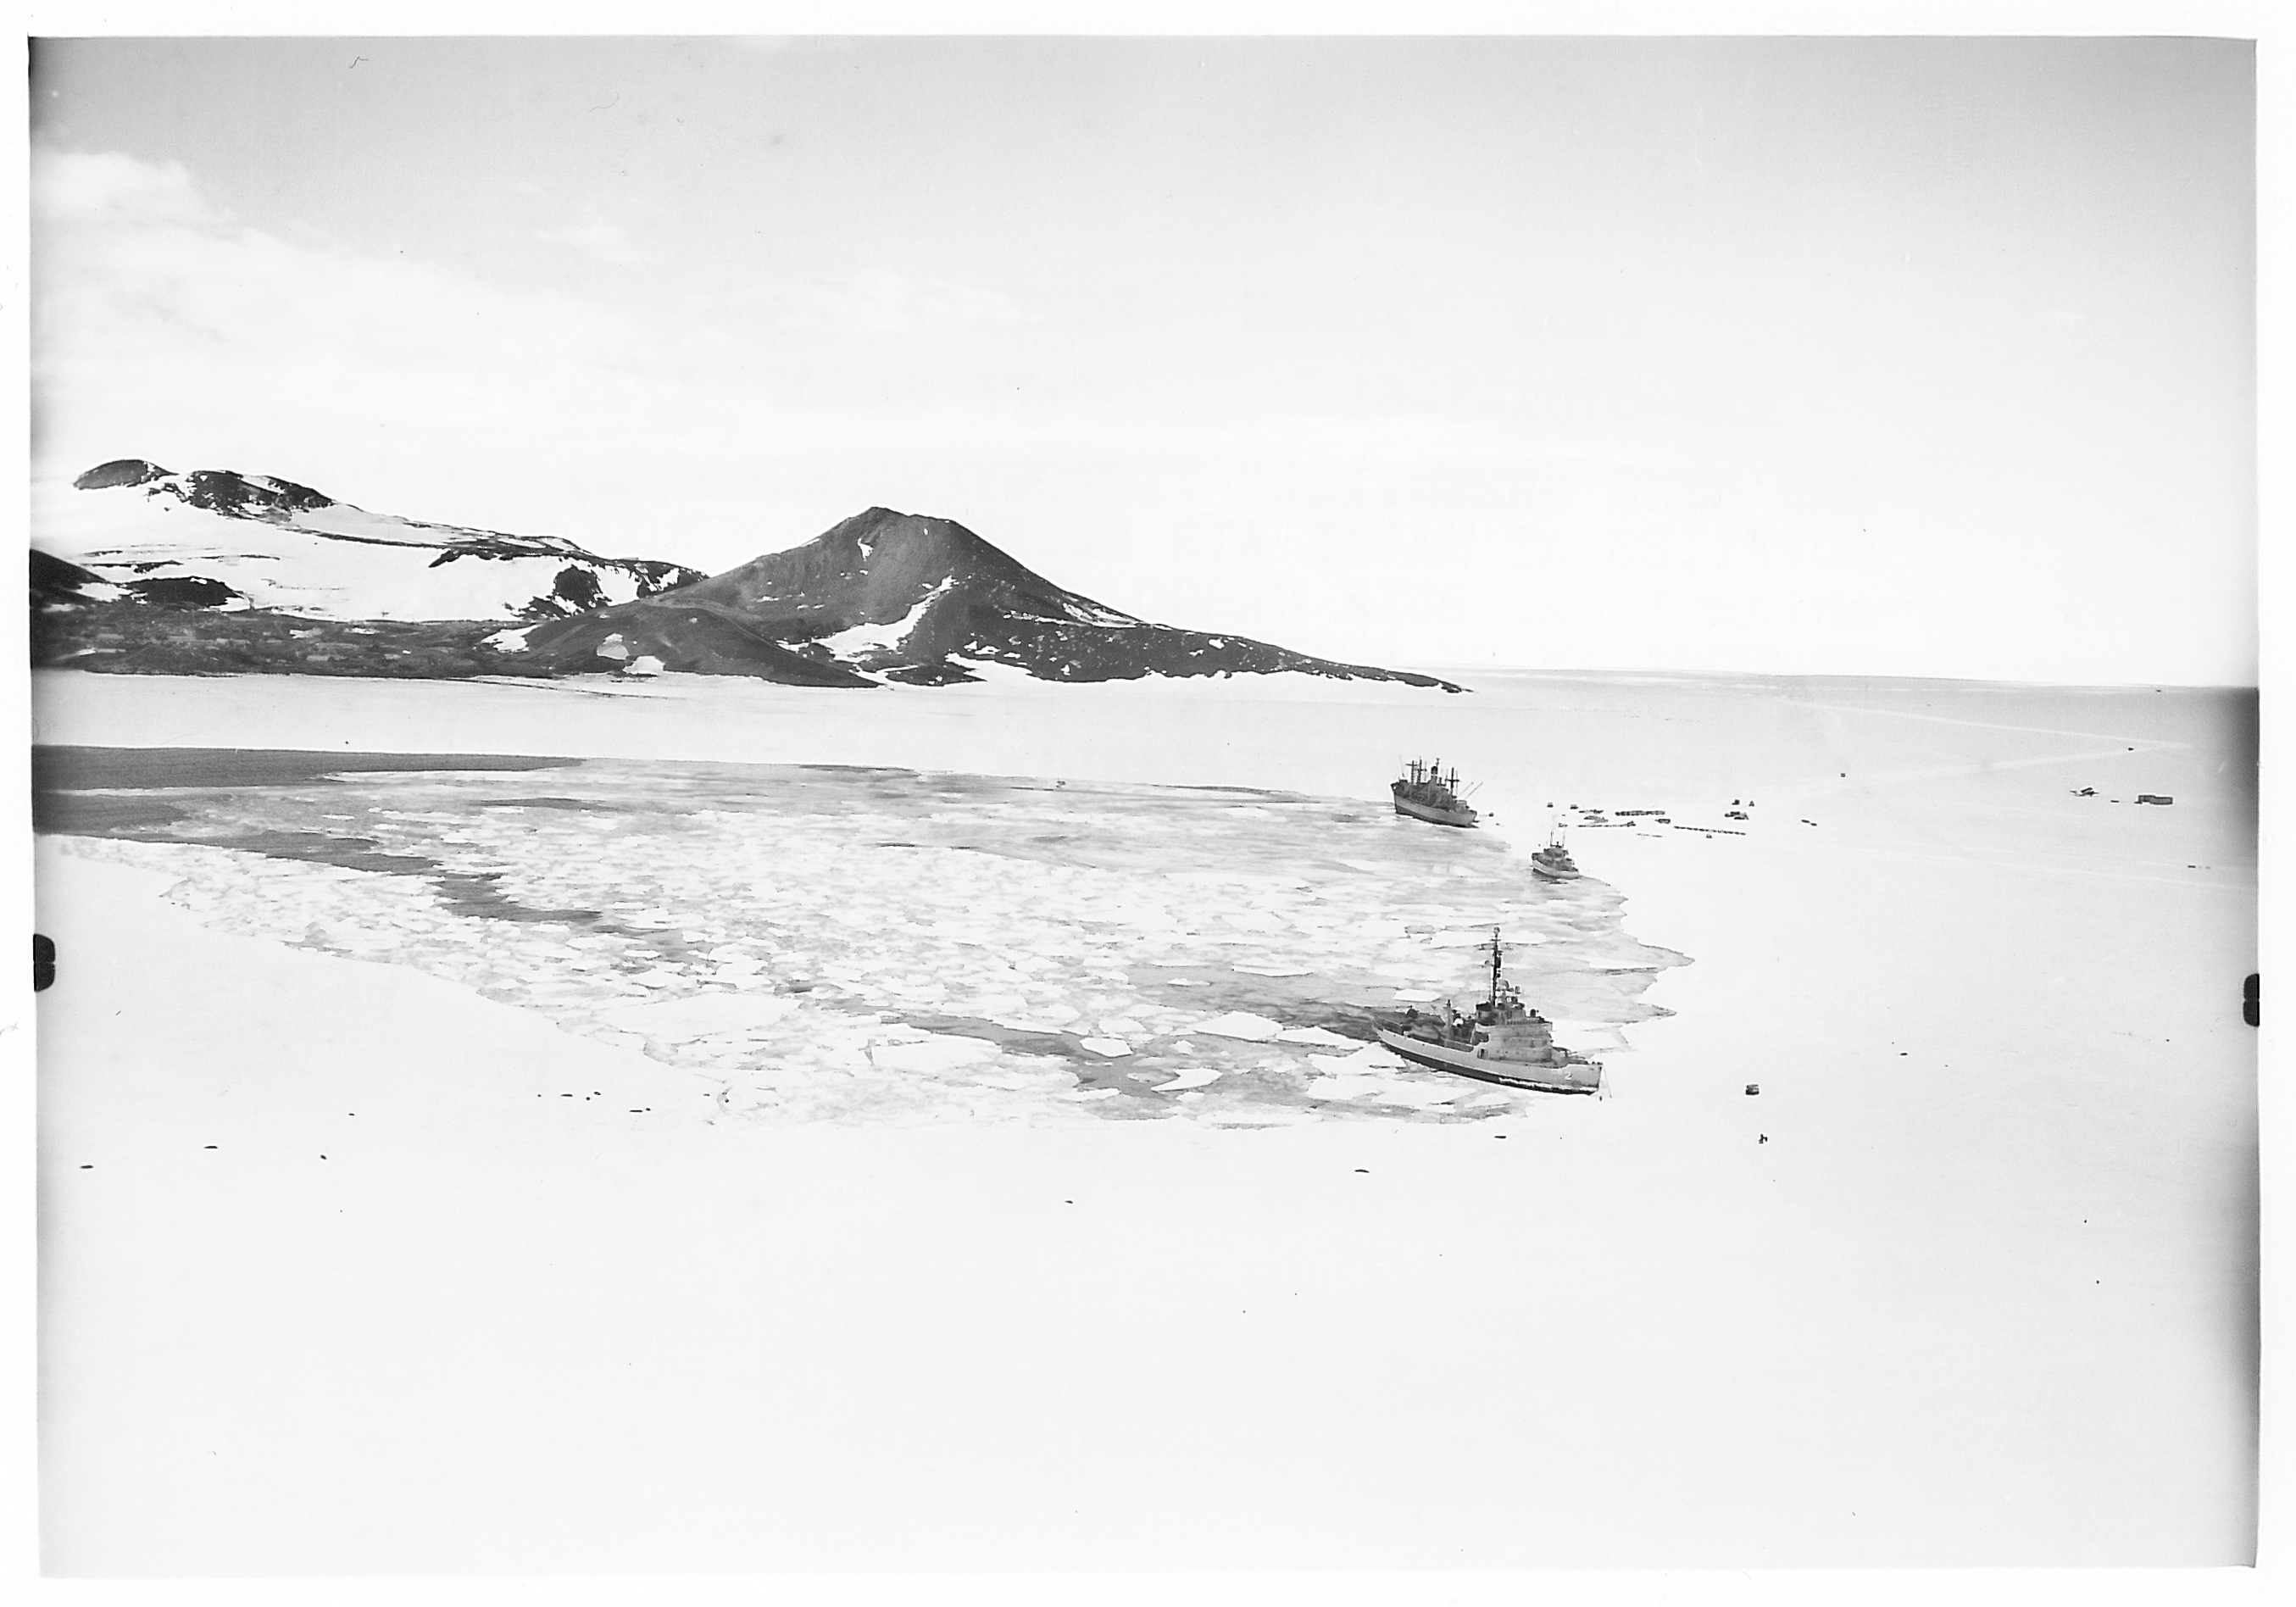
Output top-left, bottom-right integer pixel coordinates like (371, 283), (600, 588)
(30, 666), (2259, 1574)
(32, 470), (692, 621)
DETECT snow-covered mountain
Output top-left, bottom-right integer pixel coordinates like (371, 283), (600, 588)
(510, 506), (1460, 691)
(35, 459), (704, 622)
(33, 464), (1457, 692)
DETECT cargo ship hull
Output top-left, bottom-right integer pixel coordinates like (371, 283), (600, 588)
(1392, 787), (1477, 828)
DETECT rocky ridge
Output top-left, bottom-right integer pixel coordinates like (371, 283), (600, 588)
(35, 464), (1459, 692)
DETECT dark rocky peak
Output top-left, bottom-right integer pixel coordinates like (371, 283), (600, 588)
(73, 460), (335, 518)
(670, 506), (1131, 637)
(175, 469), (335, 518)
(74, 459), (172, 490)
(810, 508), (1013, 581)
(680, 508), (1002, 617)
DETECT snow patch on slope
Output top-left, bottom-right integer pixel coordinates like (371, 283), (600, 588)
(812, 579), (956, 659)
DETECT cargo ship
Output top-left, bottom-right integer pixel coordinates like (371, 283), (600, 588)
(1392, 757), (1477, 828)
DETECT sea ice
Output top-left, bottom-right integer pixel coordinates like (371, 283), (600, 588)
(1307, 1044), (1409, 1077)
(1150, 1068), (1221, 1091)
(599, 993), (803, 1040)
(1304, 1072), (1464, 1109)
(1275, 1026), (1358, 1047)
(868, 1036), (1002, 1075)
(1192, 1011), (1287, 1042)
(54, 756), (1681, 1126)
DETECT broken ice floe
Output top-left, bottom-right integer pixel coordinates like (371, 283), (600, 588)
(1150, 1068), (1222, 1091)
(1193, 1011), (1287, 1042)
(55, 758), (1685, 1125)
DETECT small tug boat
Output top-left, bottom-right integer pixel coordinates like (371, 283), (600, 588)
(1392, 757), (1477, 828)
(1372, 929), (1603, 1095)
(1530, 814), (1581, 881)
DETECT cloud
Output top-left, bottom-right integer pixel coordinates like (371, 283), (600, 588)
(35, 148), (645, 375)
(766, 269), (1024, 336)
(31, 147), (675, 502)
(536, 208), (643, 266)
(32, 148), (218, 227)
(25, 147), (1031, 556)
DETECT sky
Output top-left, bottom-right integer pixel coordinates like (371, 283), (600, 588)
(27, 29), (2260, 683)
